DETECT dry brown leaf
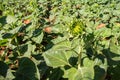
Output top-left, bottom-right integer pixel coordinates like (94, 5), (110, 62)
(43, 27), (52, 33)
(23, 19), (31, 24)
(96, 23), (106, 29)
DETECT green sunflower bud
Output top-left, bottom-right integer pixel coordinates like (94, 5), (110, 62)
(69, 19), (85, 36)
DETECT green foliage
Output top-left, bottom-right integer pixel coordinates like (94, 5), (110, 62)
(0, 0), (120, 80)
(14, 57), (40, 80)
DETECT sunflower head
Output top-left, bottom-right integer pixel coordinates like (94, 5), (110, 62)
(69, 19), (85, 36)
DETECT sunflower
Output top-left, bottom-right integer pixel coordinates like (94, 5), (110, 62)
(69, 19), (85, 36)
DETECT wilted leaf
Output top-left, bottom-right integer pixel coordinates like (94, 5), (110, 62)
(43, 27), (51, 33)
(23, 19), (31, 24)
(96, 23), (106, 30)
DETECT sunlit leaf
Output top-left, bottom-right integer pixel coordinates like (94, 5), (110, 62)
(6, 15), (17, 24)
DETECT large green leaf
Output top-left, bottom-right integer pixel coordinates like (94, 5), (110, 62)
(74, 68), (93, 80)
(47, 68), (63, 80)
(14, 57), (40, 80)
(51, 36), (67, 44)
(0, 61), (9, 78)
(71, 38), (81, 54)
(43, 40), (72, 67)
(43, 50), (71, 68)
(52, 40), (71, 50)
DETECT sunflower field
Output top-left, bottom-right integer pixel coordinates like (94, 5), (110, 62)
(0, 0), (120, 80)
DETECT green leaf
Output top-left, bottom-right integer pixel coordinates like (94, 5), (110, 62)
(0, 39), (8, 46)
(109, 40), (120, 61)
(51, 36), (67, 44)
(93, 55), (107, 80)
(102, 14), (110, 21)
(31, 29), (44, 44)
(48, 68), (63, 80)
(63, 67), (93, 80)
(0, 16), (7, 26)
(52, 40), (71, 50)
(51, 24), (64, 33)
(94, 27), (111, 38)
(110, 38), (120, 55)
(14, 57), (40, 80)
(2, 33), (15, 39)
(110, 44), (120, 55)
(43, 50), (71, 68)
(110, 17), (117, 23)
(23, 43), (36, 57)
(113, 10), (120, 16)
(74, 68), (93, 80)
(6, 15), (17, 24)
(0, 61), (9, 78)
(64, 55), (107, 80)
(63, 68), (77, 80)
(71, 38), (81, 54)
(0, 76), (4, 80)
(5, 69), (15, 80)
(43, 40), (73, 67)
